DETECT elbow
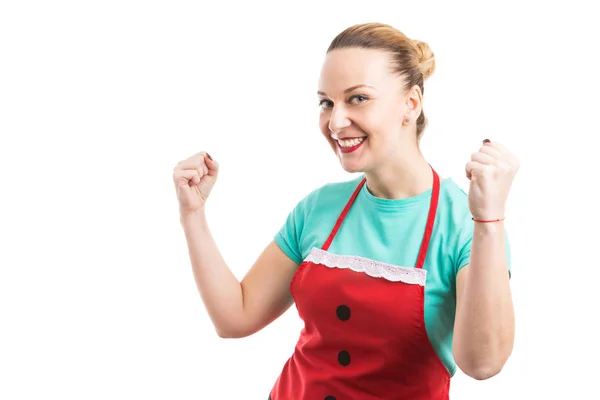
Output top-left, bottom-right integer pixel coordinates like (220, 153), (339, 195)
(215, 328), (237, 339)
(453, 336), (514, 380)
(454, 349), (509, 381)
(460, 363), (504, 381)
(215, 325), (251, 339)
(456, 353), (508, 380)
(215, 328), (243, 339)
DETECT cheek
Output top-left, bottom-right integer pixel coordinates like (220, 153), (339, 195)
(356, 115), (383, 138)
(319, 115), (337, 153)
(383, 104), (404, 127)
(319, 114), (329, 135)
(365, 108), (401, 137)
(355, 106), (387, 134)
(319, 115), (334, 144)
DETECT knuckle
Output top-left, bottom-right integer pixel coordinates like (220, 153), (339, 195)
(502, 160), (515, 171)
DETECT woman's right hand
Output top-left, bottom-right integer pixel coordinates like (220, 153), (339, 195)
(173, 152), (219, 215)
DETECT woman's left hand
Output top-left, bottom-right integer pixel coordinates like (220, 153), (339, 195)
(465, 139), (520, 220)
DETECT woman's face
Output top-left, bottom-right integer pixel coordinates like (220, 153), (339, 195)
(317, 47), (420, 173)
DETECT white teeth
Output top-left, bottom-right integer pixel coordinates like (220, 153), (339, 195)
(338, 137), (365, 148)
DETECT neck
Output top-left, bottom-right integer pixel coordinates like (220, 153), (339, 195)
(364, 150), (435, 200)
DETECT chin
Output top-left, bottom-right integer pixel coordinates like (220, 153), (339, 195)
(339, 159), (366, 174)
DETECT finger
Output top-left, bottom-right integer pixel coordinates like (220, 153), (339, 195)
(471, 151), (496, 165)
(174, 169), (200, 186)
(468, 160), (494, 172)
(178, 162), (204, 182)
(483, 139), (510, 155)
(177, 152), (208, 170)
(465, 160), (479, 173)
(465, 160), (489, 180)
(491, 142), (519, 166)
(479, 144), (503, 160)
(195, 157), (207, 178)
(465, 160), (477, 180)
(191, 171), (201, 185)
(204, 153), (219, 177)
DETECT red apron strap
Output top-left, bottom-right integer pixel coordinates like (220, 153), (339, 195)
(321, 177), (366, 251)
(321, 166), (440, 269)
(415, 166), (440, 269)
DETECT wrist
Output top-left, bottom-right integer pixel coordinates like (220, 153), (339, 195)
(180, 208), (206, 225)
(473, 218), (504, 235)
(471, 208), (505, 221)
(472, 216), (505, 223)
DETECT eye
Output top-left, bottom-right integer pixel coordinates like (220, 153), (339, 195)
(318, 99), (333, 109)
(349, 94), (369, 104)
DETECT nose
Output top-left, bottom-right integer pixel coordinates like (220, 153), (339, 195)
(328, 104), (351, 135)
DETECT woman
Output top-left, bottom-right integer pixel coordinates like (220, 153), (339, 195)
(173, 22), (519, 400)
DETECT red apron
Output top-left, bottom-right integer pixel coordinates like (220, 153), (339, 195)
(270, 167), (450, 400)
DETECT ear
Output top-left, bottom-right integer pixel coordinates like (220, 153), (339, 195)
(405, 85), (423, 119)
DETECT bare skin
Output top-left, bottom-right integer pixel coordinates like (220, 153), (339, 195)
(173, 47), (518, 380)
(173, 153), (298, 338)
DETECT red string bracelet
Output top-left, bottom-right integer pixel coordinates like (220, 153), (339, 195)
(472, 217), (505, 223)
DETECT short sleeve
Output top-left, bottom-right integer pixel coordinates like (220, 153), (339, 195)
(455, 220), (512, 278)
(274, 190), (318, 265)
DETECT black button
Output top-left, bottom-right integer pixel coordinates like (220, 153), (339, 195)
(324, 397), (336, 400)
(338, 350), (351, 366)
(336, 305), (350, 321)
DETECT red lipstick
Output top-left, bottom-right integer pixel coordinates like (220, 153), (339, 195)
(337, 137), (366, 154)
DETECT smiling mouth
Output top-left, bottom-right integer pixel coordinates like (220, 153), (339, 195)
(337, 137), (366, 153)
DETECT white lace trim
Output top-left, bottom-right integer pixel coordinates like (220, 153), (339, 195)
(304, 248), (427, 286)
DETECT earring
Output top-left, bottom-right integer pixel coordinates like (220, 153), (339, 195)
(404, 116), (411, 124)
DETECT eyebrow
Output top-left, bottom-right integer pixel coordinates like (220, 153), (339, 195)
(317, 84), (375, 97)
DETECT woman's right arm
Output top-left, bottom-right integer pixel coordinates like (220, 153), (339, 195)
(181, 211), (299, 338)
(173, 151), (299, 338)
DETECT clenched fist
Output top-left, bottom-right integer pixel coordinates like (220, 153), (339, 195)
(465, 139), (520, 221)
(173, 152), (219, 215)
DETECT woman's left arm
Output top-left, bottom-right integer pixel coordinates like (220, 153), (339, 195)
(453, 139), (520, 380)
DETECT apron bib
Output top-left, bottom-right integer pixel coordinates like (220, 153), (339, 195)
(270, 167), (450, 400)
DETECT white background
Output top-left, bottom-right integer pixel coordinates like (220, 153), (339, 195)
(1, 0), (599, 398)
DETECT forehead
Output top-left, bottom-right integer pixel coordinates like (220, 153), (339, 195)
(318, 47), (397, 94)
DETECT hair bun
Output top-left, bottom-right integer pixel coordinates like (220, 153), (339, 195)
(412, 40), (435, 81)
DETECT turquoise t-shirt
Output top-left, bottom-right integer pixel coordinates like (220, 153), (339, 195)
(274, 174), (512, 377)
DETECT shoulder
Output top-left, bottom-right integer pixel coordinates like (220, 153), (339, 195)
(438, 178), (472, 227)
(274, 174), (365, 263)
(435, 178), (476, 266)
(440, 178), (468, 210)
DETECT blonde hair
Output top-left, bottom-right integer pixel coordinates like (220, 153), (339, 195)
(327, 22), (436, 139)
